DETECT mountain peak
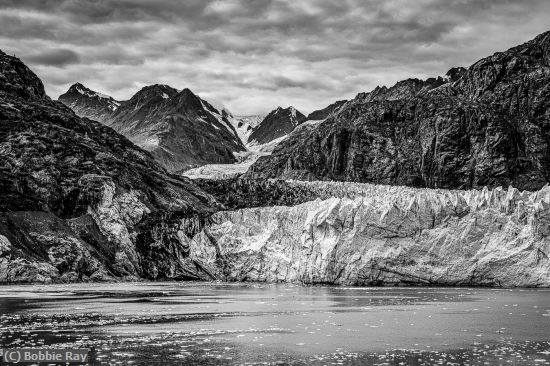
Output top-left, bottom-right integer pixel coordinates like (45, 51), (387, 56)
(104, 83), (245, 172)
(248, 105), (306, 145)
(130, 84), (178, 102)
(68, 82), (85, 90)
(65, 82), (114, 100)
(58, 82), (120, 121)
(271, 106), (301, 117)
(179, 87), (195, 94)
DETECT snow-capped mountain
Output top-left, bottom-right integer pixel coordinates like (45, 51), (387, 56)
(58, 83), (246, 172)
(229, 114), (264, 145)
(58, 83), (120, 123)
(105, 85), (245, 172)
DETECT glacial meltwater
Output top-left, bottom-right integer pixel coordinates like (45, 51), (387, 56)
(0, 283), (549, 365)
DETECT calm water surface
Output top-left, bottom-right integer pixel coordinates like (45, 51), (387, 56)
(0, 282), (549, 365)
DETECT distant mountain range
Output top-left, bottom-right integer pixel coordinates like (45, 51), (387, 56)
(59, 87), (320, 170)
(60, 83), (246, 172)
(58, 30), (550, 191)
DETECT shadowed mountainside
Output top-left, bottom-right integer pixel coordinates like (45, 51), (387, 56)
(0, 50), (219, 283)
(248, 31), (550, 191)
(60, 83), (245, 173)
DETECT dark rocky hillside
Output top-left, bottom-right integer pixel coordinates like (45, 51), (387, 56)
(0, 50), (219, 283)
(248, 106), (306, 145)
(59, 83), (246, 173)
(248, 31), (550, 191)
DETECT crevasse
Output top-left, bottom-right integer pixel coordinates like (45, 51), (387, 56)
(190, 181), (550, 287)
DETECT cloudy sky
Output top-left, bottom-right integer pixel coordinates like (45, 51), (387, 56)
(1, 0), (549, 115)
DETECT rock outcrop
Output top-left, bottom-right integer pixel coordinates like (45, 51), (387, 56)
(248, 106), (306, 146)
(59, 83), (246, 172)
(0, 50), (218, 283)
(191, 181), (550, 287)
(249, 30), (550, 191)
(58, 83), (120, 123)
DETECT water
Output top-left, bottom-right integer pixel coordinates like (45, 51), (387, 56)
(0, 282), (549, 365)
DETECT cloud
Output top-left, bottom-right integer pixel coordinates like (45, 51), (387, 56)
(24, 49), (80, 67)
(0, 0), (549, 114)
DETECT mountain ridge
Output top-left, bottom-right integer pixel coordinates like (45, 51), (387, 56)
(247, 30), (550, 191)
(59, 82), (246, 172)
(0, 49), (219, 283)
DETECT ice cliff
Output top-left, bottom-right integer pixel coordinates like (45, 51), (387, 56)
(190, 182), (550, 287)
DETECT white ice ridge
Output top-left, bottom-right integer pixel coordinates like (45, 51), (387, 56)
(190, 182), (550, 287)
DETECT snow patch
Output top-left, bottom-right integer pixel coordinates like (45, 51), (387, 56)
(230, 115), (265, 145)
(74, 85), (119, 111)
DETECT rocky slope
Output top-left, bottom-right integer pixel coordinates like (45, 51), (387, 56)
(191, 180), (550, 287)
(249, 30), (550, 191)
(305, 100), (347, 122)
(58, 83), (120, 123)
(248, 106), (306, 146)
(59, 83), (246, 172)
(0, 50), (219, 283)
(106, 85), (245, 172)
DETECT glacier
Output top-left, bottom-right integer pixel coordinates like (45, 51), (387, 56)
(189, 181), (550, 287)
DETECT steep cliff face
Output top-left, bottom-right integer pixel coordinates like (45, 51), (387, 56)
(249, 31), (550, 191)
(191, 181), (550, 287)
(0, 50), (218, 283)
(58, 83), (120, 123)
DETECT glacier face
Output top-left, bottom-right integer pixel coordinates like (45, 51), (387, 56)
(191, 182), (550, 287)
